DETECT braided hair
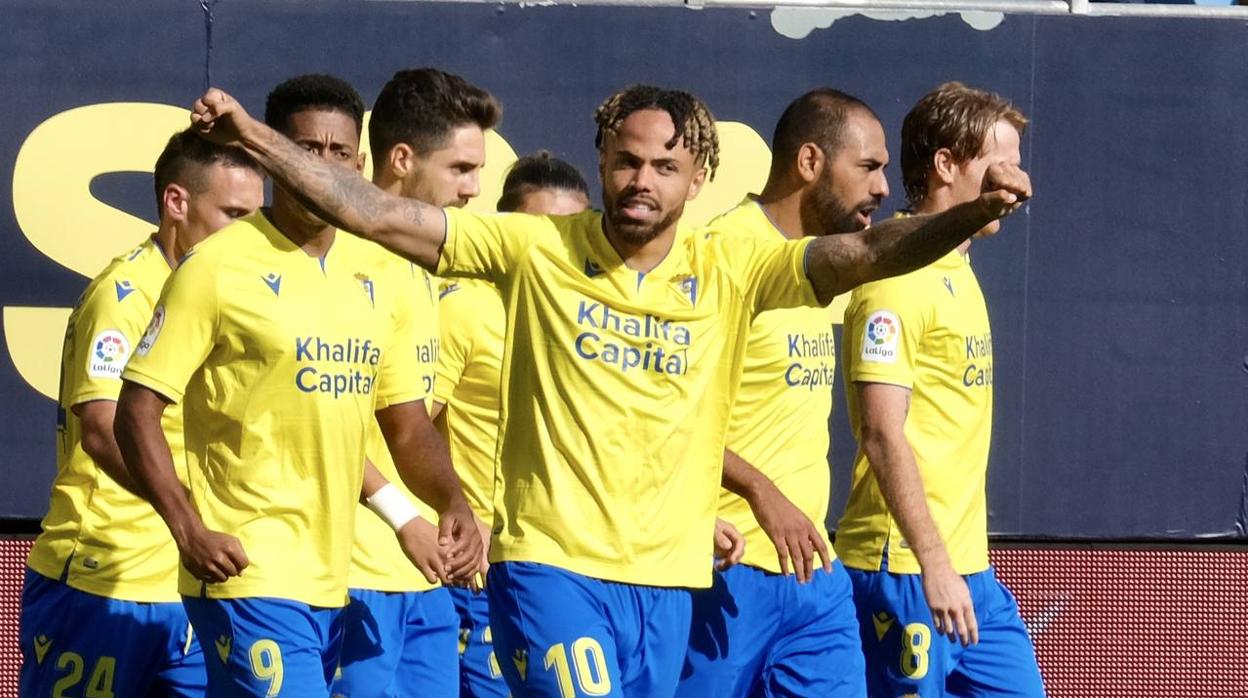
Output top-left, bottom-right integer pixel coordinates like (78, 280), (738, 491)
(593, 85), (719, 180)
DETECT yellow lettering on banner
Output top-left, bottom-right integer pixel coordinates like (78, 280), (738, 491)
(682, 121), (771, 228)
(8, 103), (186, 401)
(6, 105), (520, 403)
(13, 103), (188, 279)
(5, 306), (71, 400)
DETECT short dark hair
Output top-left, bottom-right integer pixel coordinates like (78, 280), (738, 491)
(594, 85), (719, 180)
(152, 128), (258, 214)
(901, 81), (1028, 207)
(264, 73), (365, 137)
(769, 88), (877, 176)
(496, 151), (588, 212)
(369, 68), (502, 163)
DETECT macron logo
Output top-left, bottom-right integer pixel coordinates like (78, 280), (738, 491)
(584, 258), (604, 278)
(262, 273), (282, 296)
(114, 280), (135, 302)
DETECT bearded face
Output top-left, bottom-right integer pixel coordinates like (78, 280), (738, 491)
(597, 109), (706, 252)
(800, 163), (883, 236)
(602, 183), (686, 247)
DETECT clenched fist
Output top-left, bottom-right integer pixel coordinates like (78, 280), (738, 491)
(190, 88), (253, 147)
(977, 162), (1032, 221)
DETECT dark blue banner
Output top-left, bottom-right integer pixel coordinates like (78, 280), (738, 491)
(2, 0), (1245, 538)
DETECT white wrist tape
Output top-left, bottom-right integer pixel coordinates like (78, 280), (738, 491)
(366, 484), (420, 531)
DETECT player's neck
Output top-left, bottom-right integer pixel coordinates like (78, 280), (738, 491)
(373, 173), (402, 197)
(602, 218), (677, 273)
(757, 180), (806, 240)
(152, 223), (180, 268)
(268, 197), (337, 258)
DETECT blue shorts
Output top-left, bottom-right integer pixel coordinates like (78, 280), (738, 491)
(846, 565), (1046, 697)
(19, 568), (206, 697)
(448, 586), (508, 698)
(678, 561), (866, 698)
(182, 596), (345, 698)
(486, 561), (693, 698)
(333, 587), (459, 697)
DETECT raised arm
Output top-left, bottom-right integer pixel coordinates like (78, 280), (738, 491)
(857, 381), (978, 648)
(806, 162), (1031, 304)
(115, 381), (249, 583)
(189, 88), (446, 269)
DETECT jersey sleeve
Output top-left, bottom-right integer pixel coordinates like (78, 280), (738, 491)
(432, 281), (473, 406)
(374, 262), (430, 410)
(63, 279), (152, 407)
(722, 232), (819, 314)
(437, 209), (538, 283)
(844, 280), (930, 389)
(121, 253), (220, 403)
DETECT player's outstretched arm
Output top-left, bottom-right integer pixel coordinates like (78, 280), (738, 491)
(114, 381), (249, 583)
(189, 88), (446, 270)
(806, 163), (1031, 304)
(375, 400), (483, 584)
(76, 400), (142, 496)
(722, 449), (831, 583)
(857, 382), (979, 647)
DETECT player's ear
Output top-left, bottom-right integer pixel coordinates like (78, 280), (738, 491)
(685, 165), (707, 202)
(162, 183), (190, 223)
(387, 143), (414, 179)
(355, 150), (367, 174)
(796, 142), (824, 185)
(932, 147), (958, 187)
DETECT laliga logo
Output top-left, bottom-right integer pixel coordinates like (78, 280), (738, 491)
(87, 329), (129, 379)
(861, 310), (899, 364)
(866, 314), (897, 345)
(94, 334), (125, 363)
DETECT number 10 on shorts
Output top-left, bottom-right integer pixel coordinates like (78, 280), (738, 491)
(544, 637), (612, 697)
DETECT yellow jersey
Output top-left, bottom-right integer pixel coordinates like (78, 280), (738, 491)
(29, 238), (185, 602)
(348, 260), (442, 593)
(122, 212), (427, 607)
(711, 200), (838, 573)
(835, 247), (993, 575)
(433, 277), (505, 524)
(438, 208), (817, 588)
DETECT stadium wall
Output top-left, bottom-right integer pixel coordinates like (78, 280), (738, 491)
(3, 0), (1245, 538)
(1, 0), (1247, 690)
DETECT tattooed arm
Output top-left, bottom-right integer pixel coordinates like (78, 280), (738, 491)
(805, 162), (1031, 305)
(189, 88), (445, 270)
